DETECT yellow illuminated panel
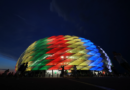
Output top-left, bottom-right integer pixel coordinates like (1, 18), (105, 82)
(71, 36), (79, 39)
(76, 66), (84, 69)
(68, 59), (84, 65)
(66, 41), (77, 44)
(78, 49), (88, 55)
(64, 35), (71, 38)
(78, 55), (88, 60)
(76, 46), (86, 49)
(74, 42), (84, 45)
(68, 54), (80, 60)
(66, 48), (80, 53)
(24, 56), (33, 63)
(81, 66), (92, 70)
(25, 67), (33, 71)
(67, 44), (79, 48)
(22, 51), (34, 62)
(28, 61), (34, 66)
(73, 39), (81, 42)
(79, 60), (92, 65)
(26, 41), (36, 50)
(22, 53), (29, 60)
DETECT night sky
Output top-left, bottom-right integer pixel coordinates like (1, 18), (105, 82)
(0, 0), (130, 73)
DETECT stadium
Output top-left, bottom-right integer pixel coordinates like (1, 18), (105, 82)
(15, 35), (113, 77)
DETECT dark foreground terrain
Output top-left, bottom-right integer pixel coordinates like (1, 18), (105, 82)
(0, 77), (130, 90)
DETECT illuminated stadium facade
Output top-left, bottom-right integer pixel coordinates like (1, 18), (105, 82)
(15, 35), (112, 77)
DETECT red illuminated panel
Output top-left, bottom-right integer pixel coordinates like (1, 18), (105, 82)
(46, 49), (71, 60)
(53, 40), (68, 45)
(46, 51), (72, 60)
(58, 59), (72, 64)
(55, 62), (66, 66)
(60, 53), (73, 59)
(56, 48), (71, 54)
(50, 64), (63, 69)
(56, 35), (64, 38)
(46, 56), (64, 65)
(56, 43), (70, 48)
(55, 37), (65, 41)
(46, 62), (59, 65)
(46, 53), (61, 60)
(47, 35), (65, 44)
(47, 39), (60, 44)
(47, 36), (57, 39)
(46, 48), (62, 54)
(47, 42), (69, 48)
(49, 57), (61, 62)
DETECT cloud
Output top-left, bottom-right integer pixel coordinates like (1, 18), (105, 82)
(50, 0), (94, 34)
(0, 52), (18, 61)
(50, 0), (121, 37)
(14, 14), (26, 21)
(50, 0), (91, 22)
(50, 0), (72, 21)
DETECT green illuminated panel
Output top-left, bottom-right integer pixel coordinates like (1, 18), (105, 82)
(36, 54), (50, 61)
(37, 60), (50, 66)
(33, 45), (50, 51)
(30, 48), (51, 56)
(29, 62), (39, 67)
(39, 66), (52, 70)
(32, 66), (40, 70)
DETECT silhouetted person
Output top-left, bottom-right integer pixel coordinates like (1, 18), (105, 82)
(61, 66), (64, 77)
(18, 63), (25, 72)
(21, 62), (28, 77)
(16, 63), (25, 79)
(113, 51), (130, 74)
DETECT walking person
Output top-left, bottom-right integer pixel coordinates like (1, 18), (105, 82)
(113, 51), (130, 74)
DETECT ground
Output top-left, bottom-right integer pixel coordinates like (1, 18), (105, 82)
(0, 77), (130, 90)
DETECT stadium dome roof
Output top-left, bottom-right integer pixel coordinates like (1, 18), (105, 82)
(15, 35), (112, 72)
